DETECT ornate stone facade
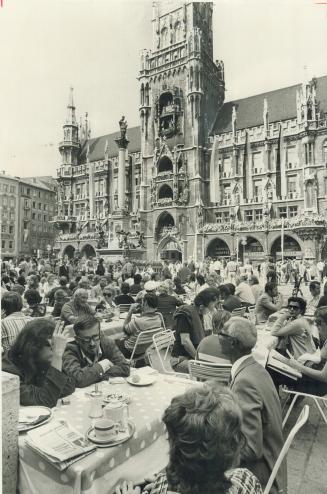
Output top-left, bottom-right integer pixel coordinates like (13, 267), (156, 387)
(53, 1), (327, 262)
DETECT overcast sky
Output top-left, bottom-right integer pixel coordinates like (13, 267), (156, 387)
(1, 0), (326, 178)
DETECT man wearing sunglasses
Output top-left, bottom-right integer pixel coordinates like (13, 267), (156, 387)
(271, 296), (316, 360)
(219, 316), (286, 494)
(63, 316), (130, 387)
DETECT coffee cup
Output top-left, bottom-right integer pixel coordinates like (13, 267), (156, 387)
(94, 418), (118, 441)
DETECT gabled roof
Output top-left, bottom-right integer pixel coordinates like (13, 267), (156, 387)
(23, 176), (57, 191)
(211, 75), (327, 134)
(79, 126), (141, 163)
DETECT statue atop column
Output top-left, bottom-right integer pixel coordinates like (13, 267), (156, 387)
(119, 116), (128, 139)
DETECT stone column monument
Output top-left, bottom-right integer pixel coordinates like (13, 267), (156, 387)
(115, 116), (129, 211)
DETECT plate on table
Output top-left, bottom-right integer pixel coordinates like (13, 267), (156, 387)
(18, 406), (53, 433)
(103, 392), (131, 404)
(86, 420), (135, 448)
(126, 375), (156, 386)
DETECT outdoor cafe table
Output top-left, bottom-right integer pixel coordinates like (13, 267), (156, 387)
(18, 373), (192, 494)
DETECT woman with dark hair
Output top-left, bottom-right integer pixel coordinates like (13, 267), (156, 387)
(23, 289), (46, 317)
(2, 319), (75, 406)
(142, 385), (262, 494)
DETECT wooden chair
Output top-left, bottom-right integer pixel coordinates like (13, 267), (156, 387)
(247, 305), (257, 324)
(264, 405), (309, 494)
(188, 360), (232, 384)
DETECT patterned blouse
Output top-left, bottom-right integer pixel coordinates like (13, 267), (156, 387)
(148, 468), (263, 494)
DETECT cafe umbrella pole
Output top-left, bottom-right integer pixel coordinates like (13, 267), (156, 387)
(281, 217), (285, 263)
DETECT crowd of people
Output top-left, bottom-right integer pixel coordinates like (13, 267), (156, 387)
(2, 253), (327, 494)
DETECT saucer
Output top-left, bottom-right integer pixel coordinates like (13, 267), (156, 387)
(126, 375), (156, 386)
(86, 420), (135, 447)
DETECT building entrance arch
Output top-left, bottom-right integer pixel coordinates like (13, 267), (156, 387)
(157, 237), (182, 263)
(62, 245), (75, 259)
(238, 236), (264, 264)
(270, 235), (302, 260)
(206, 238), (230, 258)
(80, 244), (97, 259)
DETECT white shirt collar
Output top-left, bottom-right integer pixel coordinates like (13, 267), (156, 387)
(81, 346), (102, 365)
(231, 354), (252, 380)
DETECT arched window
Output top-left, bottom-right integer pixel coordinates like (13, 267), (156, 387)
(140, 84), (144, 106)
(158, 156), (173, 173)
(158, 184), (173, 199)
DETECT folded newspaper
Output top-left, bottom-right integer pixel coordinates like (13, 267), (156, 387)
(26, 420), (96, 471)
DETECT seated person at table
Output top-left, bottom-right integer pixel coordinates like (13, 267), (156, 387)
(129, 274), (143, 296)
(114, 282), (135, 306)
(195, 274), (209, 293)
(288, 305), (327, 396)
(235, 276), (255, 308)
(60, 288), (95, 324)
(1, 292), (32, 352)
(249, 275), (263, 303)
(116, 293), (164, 358)
(170, 288), (219, 374)
(255, 282), (283, 324)
(131, 385), (262, 494)
(317, 281), (327, 308)
(95, 288), (117, 313)
(63, 316), (130, 387)
(156, 282), (183, 329)
(23, 289), (47, 317)
(219, 317), (286, 494)
(196, 309), (232, 364)
(271, 296), (316, 360)
(219, 284), (243, 313)
(52, 289), (69, 318)
(307, 281), (321, 313)
(47, 276), (72, 306)
(2, 319), (75, 407)
(173, 276), (186, 295)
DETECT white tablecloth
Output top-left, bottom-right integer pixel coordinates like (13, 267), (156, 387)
(18, 373), (191, 494)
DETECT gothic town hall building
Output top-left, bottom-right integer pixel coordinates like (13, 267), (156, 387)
(53, 0), (327, 264)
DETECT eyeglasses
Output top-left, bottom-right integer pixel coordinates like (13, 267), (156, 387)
(76, 334), (101, 344)
(288, 305), (301, 311)
(104, 293), (112, 297)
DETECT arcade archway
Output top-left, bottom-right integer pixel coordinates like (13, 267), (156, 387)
(80, 244), (96, 259)
(270, 235), (302, 260)
(62, 245), (75, 259)
(238, 236), (264, 263)
(156, 211), (175, 240)
(206, 238), (230, 259)
(158, 238), (182, 263)
(158, 184), (173, 200)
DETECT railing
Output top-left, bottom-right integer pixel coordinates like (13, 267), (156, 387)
(51, 215), (77, 222)
(158, 226), (179, 238)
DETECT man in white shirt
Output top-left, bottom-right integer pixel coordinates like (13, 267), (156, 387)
(235, 275), (255, 306)
(317, 260), (325, 283)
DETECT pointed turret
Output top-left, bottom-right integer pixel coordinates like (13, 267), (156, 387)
(59, 87), (80, 168)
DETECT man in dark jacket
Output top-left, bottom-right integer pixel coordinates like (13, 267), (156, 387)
(63, 316), (130, 387)
(220, 316), (287, 494)
(170, 287), (219, 373)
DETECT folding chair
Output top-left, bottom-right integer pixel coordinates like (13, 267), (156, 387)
(188, 360), (232, 384)
(119, 304), (132, 313)
(128, 327), (164, 366)
(281, 387), (327, 427)
(231, 307), (246, 318)
(147, 329), (175, 374)
(263, 405), (309, 494)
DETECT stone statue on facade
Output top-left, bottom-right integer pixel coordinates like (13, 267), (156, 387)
(119, 116), (128, 139)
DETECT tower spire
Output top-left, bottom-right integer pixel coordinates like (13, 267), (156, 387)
(66, 87), (77, 125)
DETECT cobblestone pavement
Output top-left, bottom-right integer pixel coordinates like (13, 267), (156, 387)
(273, 281), (327, 493)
